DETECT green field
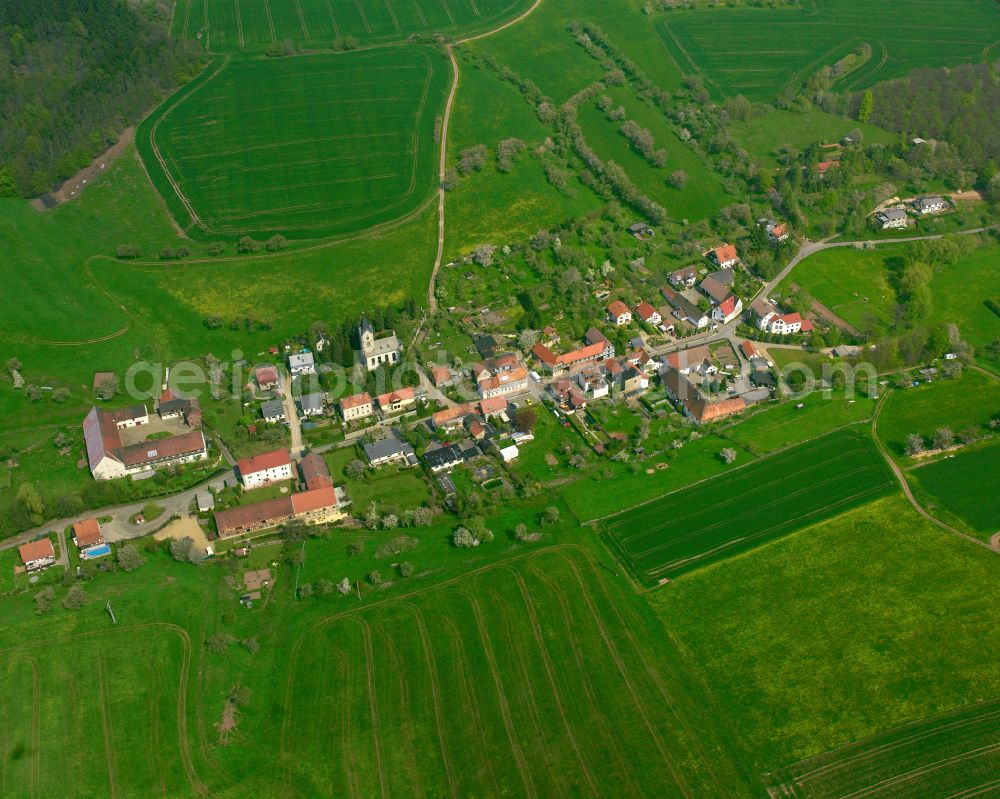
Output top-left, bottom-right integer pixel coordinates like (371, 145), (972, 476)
(140, 49), (449, 238)
(655, 494), (1000, 768)
(768, 698), (1000, 798)
(730, 108), (897, 168)
(283, 546), (751, 796)
(875, 370), (1000, 459)
(170, 0), (536, 52)
(602, 429), (894, 583)
(911, 440), (1000, 540)
(657, 0), (1000, 100)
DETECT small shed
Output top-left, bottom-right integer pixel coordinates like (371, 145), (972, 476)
(196, 492), (215, 512)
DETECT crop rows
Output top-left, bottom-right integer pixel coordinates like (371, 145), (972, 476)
(172, 0), (534, 51)
(280, 547), (752, 797)
(603, 429), (894, 583)
(767, 697), (1000, 798)
(657, 0), (1000, 100)
(140, 48), (448, 238)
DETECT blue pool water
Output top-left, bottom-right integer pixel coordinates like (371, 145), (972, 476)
(83, 544), (111, 559)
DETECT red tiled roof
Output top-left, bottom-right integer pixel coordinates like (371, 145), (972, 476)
(255, 366), (278, 384)
(479, 397), (508, 416)
(340, 392), (372, 410)
(607, 300), (630, 317)
(800, 319), (814, 332)
(718, 295), (737, 316)
(431, 365), (451, 385)
(635, 301), (659, 321)
(713, 244), (738, 263)
(290, 485), (338, 514)
(696, 396), (747, 423)
(479, 367), (528, 393)
(73, 518), (103, 547)
(741, 340), (760, 359)
(432, 404), (475, 427)
(817, 160), (839, 174)
(19, 538), (54, 564)
(215, 497), (293, 535)
(116, 430), (206, 467)
(237, 449), (291, 476)
(771, 223), (789, 237)
(376, 387), (415, 407)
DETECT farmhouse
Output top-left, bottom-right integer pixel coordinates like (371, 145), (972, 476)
(359, 317), (401, 371)
(364, 436), (417, 468)
(261, 399), (286, 423)
(660, 286), (710, 329)
(83, 406), (208, 481)
(214, 485), (344, 538)
(531, 329), (612, 375)
(710, 244), (739, 269)
(298, 452), (333, 490)
(288, 351), (315, 377)
(19, 538), (55, 572)
(668, 265), (698, 288)
(913, 195), (946, 215)
(607, 300), (632, 326)
(662, 368), (746, 425)
(635, 301), (662, 326)
(876, 208), (909, 230)
(299, 393), (325, 417)
(340, 392), (374, 422)
(255, 366), (279, 391)
(376, 387), (417, 414)
(72, 518), (104, 549)
(237, 449), (293, 490)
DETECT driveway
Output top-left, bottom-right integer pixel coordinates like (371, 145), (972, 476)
(280, 371), (304, 458)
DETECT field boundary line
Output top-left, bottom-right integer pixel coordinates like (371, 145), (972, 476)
(383, 0), (401, 32)
(263, 0), (277, 41)
(360, 619), (389, 799)
(353, 0), (374, 34)
(839, 742), (1000, 799)
(323, 0), (341, 37)
(294, 0), (310, 39)
(233, 0), (245, 49)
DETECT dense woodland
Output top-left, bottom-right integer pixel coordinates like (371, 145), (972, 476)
(0, 0), (200, 197)
(860, 62), (1000, 196)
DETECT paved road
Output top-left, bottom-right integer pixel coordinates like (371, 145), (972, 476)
(281, 371), (304, 458)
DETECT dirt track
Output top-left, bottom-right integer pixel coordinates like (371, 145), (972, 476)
(31, 127), (135, 211)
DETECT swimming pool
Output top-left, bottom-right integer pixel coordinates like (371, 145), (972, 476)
(82, 544), (111, 559)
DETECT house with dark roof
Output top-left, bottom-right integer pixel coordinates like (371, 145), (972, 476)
(298, 452), (333, 490)
(261, 399), (286, 423)
(876, 208), (909, 230)
(288, 351), (316, 377)
(668, 265), (698, 288)
(299, 393), (326, 417)
(423, 444), (464, 473)
(364, 437), (417, 468)
(660, 286), (710, 329)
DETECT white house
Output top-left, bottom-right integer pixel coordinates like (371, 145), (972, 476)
(635, 301), (662, 327)
(288, 352), (316, 377)
(711, 294), (743, 325)
(913, 196), (946, 215)
(299, 393), (326, 417)
(359, 317), (401, 371)
(340, 392), (374, 422)
(606, 300), (632, 327)
(236, 449), (293, 490)
(760, 312), (813, 336)
(19, 539), (55, 572)
(261, 399), (285, 423)
(876, 208), (909, 230)
(710, 244), (739, 269)
(576, 365), (609, 399)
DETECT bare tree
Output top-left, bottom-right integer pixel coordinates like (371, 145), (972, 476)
(719, 447), (737, 464)
(904, 434), (925, 456)
(932, 428), (955, 450)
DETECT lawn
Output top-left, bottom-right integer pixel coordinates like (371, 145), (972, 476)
(171, 0), (537, 52)
(768, 698), (1000, 799)
(323, 446), (433, 513)
(654, 494), (1000, 769)
(730, 108), (897, 168)
(657, 0), (1000, 101)
(602, 428), (893, 583)
(875, 370), (1000, 460)
(910, 439), (1000, 541)
(140, 49), (450, 239)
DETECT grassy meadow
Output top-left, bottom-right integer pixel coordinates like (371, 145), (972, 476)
(141, 49), (449, 238)
(909, 439), (1000, 541)
(654, 494), (1000, 769)
(171, 0), (537, 52)
(875, 370), (1000, 460)
(656, 0), (1000, 100)
(602, 428), (893, 583)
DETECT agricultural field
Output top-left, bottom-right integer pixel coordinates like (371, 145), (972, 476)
(654, 494), (1000, 768)
(767, 698), (1000, 799)
(875, 370), (1000, 460)
(0, 626), (199, 798)
(170, 0), (537, 52)
(657, 0), (1000, 101)
(602, 428), (893, 583)
(910, 440), (1000, 541)
(140, 49), (450, 238)
(281, 545), (753, 797)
